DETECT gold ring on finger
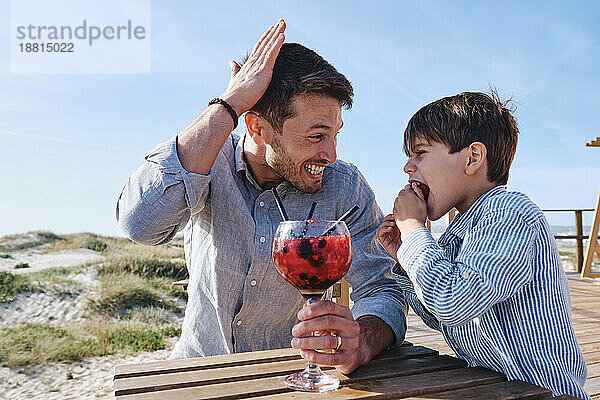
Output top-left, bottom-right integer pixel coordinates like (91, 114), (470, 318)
(334, 335), (342, 351)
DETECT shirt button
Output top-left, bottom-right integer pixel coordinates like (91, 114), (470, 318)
(236, 320), (242, 326)
(250, 280), (257, 286)
(259, 236), (266, 243)
(462, 272), (470, 280)
(259, 201), (265, 207)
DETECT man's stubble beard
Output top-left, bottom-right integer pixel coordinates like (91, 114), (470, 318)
(267, 135), (320, 194)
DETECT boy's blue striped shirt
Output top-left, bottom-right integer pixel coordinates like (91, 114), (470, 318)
(394, 185), (589, 399)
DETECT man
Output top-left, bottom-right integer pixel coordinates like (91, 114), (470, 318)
(116, 20), (406, 374)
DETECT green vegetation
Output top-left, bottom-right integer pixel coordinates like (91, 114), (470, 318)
(0, 323), (181, 367)
(147, 276), (188, 300)
(44, 232), (108, 253)
(14, 262), (30, 269)
(0, 231), (187, 367)
(99, 257), (187, 280)
(0, 231), (64, 252)
(98, 325), (180, 353)
(45, 232), (184, 259)
(0, 324), (95, 366)
(90, 273), (182, 316)
(29, 265), (86, 281)
(0, 271), (30, 303)
(0, 254), (12, 259)
(83, 238), (108, 252)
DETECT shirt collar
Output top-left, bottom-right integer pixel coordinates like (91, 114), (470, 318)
(233, 133), (297, 194)
(232, 133), (262, 191)
(233, 133), (247, 175)
(438, 185), (506, 244)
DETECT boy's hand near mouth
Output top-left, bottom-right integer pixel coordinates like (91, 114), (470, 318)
(378, 182), (428, 267)
(393, 183), (428, 239)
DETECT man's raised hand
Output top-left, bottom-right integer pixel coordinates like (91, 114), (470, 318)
(220, 20), (286, 116)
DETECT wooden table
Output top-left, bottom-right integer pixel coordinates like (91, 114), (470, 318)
(113, 343), (567, 399)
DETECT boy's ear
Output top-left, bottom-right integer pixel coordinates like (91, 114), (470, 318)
(465, 142), (487, 176)
(244, 112), (273, 145)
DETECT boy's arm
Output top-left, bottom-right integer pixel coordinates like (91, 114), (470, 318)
(397, 210), (537, 327)
(393, 269), (441, 332)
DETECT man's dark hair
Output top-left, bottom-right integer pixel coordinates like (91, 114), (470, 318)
(403, 91), (519, 185)
(243, 43), (353, 133)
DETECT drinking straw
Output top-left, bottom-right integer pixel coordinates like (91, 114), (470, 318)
(307, 202), (317, 220)
(271, 188), (289, 221)
(322, 205), (360, 236)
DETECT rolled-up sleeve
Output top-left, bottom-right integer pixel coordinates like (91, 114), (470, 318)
(344, 169), (407, 347)
(116, 136), (211, 245)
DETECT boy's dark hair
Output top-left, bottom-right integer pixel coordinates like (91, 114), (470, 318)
(404, 91), (518, 185)
(243, 43), (353, 133)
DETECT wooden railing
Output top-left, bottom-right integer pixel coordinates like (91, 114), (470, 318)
(542, 209), (597, 272)
(429, 208), (597, 273)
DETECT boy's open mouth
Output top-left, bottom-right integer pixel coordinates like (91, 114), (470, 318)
(409, 180), (430, 201)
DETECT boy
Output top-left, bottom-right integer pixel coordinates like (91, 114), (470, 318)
(378, 92), (589, 399)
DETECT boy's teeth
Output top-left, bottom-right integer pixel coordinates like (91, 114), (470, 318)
(305, 164), (325, 175)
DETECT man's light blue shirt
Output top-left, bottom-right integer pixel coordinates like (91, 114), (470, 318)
(117, 133), (407, 359)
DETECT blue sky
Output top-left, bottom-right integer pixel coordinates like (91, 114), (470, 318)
(1, 0), (599, 237)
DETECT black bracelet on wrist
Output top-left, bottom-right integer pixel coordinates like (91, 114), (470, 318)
(208, 98), (238, 129)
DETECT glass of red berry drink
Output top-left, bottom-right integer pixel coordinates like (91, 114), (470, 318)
(272, 220), (352, 392)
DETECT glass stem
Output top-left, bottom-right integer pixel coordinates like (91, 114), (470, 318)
(306, 362), (321, 374)
(305, 297), (321, 374)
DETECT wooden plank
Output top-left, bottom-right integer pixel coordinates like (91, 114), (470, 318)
(582, 190), (600, 278)
(338, 279), (350, 308)
(576, 209), (584, 271)
(587, 360), (600, 379)
(347, 354), (465, 381)
(116, 355), (466, 399)
(114, 347), (301, 379)
(572, 331), (600, 345)
(585, 375), (600, 397)
(586, 137), (600, 147)
(114, 345), (433, 380)
(115, 355), (464, 399)
(118, 366), (503, 399)
(370, 345), (437, 361)
(115, 357), (330, 396)
(584, 351), (600, 366)
(250, 367), (506, 400)
(114, 350), (452, 397)
(578, 342), (600, 355)
(403, 380), (552, 399)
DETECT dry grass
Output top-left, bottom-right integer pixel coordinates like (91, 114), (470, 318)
(0, 231), (187, 367)
(99, 256), (187, 280)
(0, 322), (181, 367)
(0, 231), (64, 252)
(90, 273), (182, 316)
(0, 324), (95, 367)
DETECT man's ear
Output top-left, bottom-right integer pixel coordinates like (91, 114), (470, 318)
(465, 142), (487, 176)
(244, 113), (265, 145)
(244, 112), (274, 145)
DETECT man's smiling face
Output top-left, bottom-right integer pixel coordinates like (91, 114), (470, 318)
(265, 94), (343, 193)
